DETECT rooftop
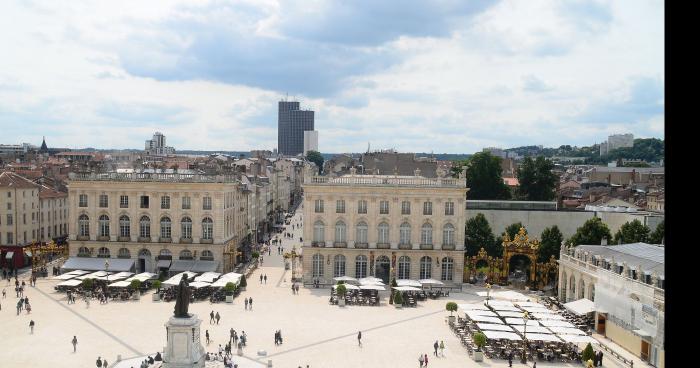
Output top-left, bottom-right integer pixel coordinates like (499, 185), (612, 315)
(575, 242), (664, 275)
(68, 172), (240, 184)
(0, 171), (40, 189)
(305, 174), (466, 188)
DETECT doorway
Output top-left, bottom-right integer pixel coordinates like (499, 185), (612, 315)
(641, 340), (650, 361)
(596, 313), (607, 335)
(375, 256), (390, 283)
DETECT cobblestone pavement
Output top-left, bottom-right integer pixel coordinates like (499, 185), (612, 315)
(0, 209), (635, 368)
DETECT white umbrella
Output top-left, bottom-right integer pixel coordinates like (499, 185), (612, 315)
(419, 278), (444, 285)
(392, 286), (422, 291)
(189, 281), (212, 289)
(333, 284), (360, 290)
(396, 279), (422, 287)
(358, 277), (383, 284)
(359, 285), (385, 291)
(359, 279), (385, 286)
(108, 280), (132, 288)
(333, 276), (359, 283)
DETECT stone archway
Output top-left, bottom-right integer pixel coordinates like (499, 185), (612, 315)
(501, 227), (539, 288)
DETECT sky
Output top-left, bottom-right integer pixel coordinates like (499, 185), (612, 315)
(0, 0), (664, 154)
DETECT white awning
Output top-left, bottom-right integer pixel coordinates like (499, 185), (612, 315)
(110, 271), (134, 279)
(65, 270), (90, 275)
(108, 280), (132, 288)
(194, 272), (222, 283)
(466, 310), (499, 318)
(211, 276), (241, 288)
(522, 306), (554, 313)
(125, 272), (157, 282)
(496, 311), (529, 318)
(512, 325), (553, 334)
(419, 278), (444, 285)
(482, 331), (522, 341)
(491, 305), (522, 312)
(392, 286), (422, 291)
(61, 257), (134, 272)
(191, 260), (219, 273)
(458, 303), (490, 311)
(334, 276), (359, 283)
(483, 300), (515, 307)
(516, 302), (545, 308)
(532, 313), (566, 320)
(468, 315), (504, 324)
(547, 327), (586, 335)
(333, 284), (360, 290)
(558, 334), (598, 344)
(396, 279), (422, 287)
(189, 281), (212, 289)
(564, 298), (595, 316)
(540, 320), (577, 328)
(53, 273), (78, 280)
(505, 318), (541, 326)
(633, 329), (653, 337)
(359, 285), (385, 291)
(57, 279), (82, 287)
(477, 323), (514, 332)
(525, 333), (561, 342)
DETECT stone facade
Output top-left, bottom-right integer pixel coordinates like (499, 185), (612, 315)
(301, 173), (467, 287)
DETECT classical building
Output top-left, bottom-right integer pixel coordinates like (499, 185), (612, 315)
(301, 171), (467, 287)
(66, 172), (246, 274)
(558, 243), (664, 367)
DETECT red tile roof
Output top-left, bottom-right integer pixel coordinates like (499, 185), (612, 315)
(0, 171), (40, 189)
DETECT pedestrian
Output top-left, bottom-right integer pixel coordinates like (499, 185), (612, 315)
(210, 310), (215, 323)
(260, 274), (263, 284)
(103, 359), (109, 368)
(244, 298), (248, 310)
(248, 297), (253, 310)
(439, 340), (445, 357)
(206, 330), (210, 345)
(230, 328), (235, 344)
(29, 320), (34, 334)
(357, 331), (362, 347)
(72, 336), (78, 352)
(419, 354), (424, 367)
(291, 284), (295, 294)
(264, 274), (267, 284)
(598, 351), (603, 366)
(533, 362), (536, 368)
(97, 356), (103, 368)
(2, 288), (5, 298)
(215, 312), (221, 324)
(26, 302), (31, 314)
(424, 353), (428, 367)
(508, 354), (513, 367)
(433, 340), (439, 356)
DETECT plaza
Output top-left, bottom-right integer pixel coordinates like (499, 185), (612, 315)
(1, 210), (646, 368)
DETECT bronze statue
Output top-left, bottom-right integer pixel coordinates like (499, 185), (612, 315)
(174, 274), (190, 318)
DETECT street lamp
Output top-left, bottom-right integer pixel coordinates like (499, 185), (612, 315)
(485, 283), (491, 305)
(522, 310), (530, 364)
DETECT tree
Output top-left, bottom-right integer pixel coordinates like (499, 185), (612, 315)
(446, 302), (458, 316)
(539, 226), (563, 262)
(613, 219), (650, 244)
(473, 332), (487, 351)
(129, 279), (142, 291)
(239, 274), (247, 288)
(306, 150), (324, 174)
(82, 278), (94, 290)
(649, 221), (665, 244)
(582, 342), (595, 362)
(503, 222), (525, 240)
(465, 214), (497, 257)
(517, 156), (558, 201)
(224, 282), (236, 295)
(568, 217), (612, 246)
(450, 158), (470, 177)
(393, 290), (404, 305)
(464, 152), (511, 200)
(152, 280), (162, 292)
(335, 283), (347, 297)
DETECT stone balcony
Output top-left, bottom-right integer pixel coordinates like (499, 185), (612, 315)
(333, 242), (347, 248)
(419, 244), (433, 250)
(398, 243), (412, 250)
(76, 235), (89, 241)
(376, 243), (390, 249)
(311, 241), (326, 247)
(354, 242), (369, 249)
(180, 237), (193, 244)
(117, 236), (131, 242)
(138, 236), (151, 243)
(159, 237), (172, 243)
(97, 236), (110, 241)
(441, 244), (456, 250)
(200, 238), (213, 244)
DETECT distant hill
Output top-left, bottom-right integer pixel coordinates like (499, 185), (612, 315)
(503, 138), (664, 164)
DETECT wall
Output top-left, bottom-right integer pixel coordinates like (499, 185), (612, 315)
(605, 320), (642, 357)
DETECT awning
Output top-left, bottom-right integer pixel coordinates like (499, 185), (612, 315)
(482, 330), (522, 341)
(169, 260), (195, 272)
(525, 333), (561, 342)
(156, 259), (172, 268)
(564, 298), (595, 316)
(5, 252), (14, 260)
(558, 334), (598, 344)
(57, 279), (82, 287)
(191, 260), (220, 273)
(477, 323), (514, 332)
(108, 280), (132, 288)
(633, 329), (653, 337)
(61, 257), (134, 272)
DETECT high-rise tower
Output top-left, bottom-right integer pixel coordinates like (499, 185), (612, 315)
(278, 100), (314, 156)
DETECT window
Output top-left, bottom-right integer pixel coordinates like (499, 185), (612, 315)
(423, 201), (432, 215)
(179, 249), (193, 260)
(312, 254), (324, 278)
(400, 222), (411, 245)
(335, 221), (346, 243)
(79, 215), (90, 237)
(159, 249), (172, 259)
(398, 256), (411, 279)
(421, 223), (433, 245)
(445, 201), (454, 215)
(5, 214), (11, 225)
(420, 256), (432, 279)
(182, 196), (191, 209)
(7, 232), (13, 244)
(119, 215), (130, 237)
(356, 222), (368, 244)
(442, 223), (455, 246)
(202, 217), (213, 240)
(79, 194), (88, 207)
(99, 194), (108, 208)
(160, 217), (172, 239)
(401, 201), (411, 215)
(6, 191), (10, 198)
(355, 255), (368, 279)
(203, 196), (212, 210)
(313, 221), (325, 242)
(120, 195), (129, 208)
(357, 200), (367, 214)
(315, 199), (324, 213)
(99, 215), (110, 237)
(378, 222), (389, 244)
(139, 216), (151, 238)
(441, 257), (454, 281)
(161, 196), (170, 209)
(77, 246), (90, 257)
(336, 200), (345, 213)
(201, 250), (214, 260)
(118, 248), (130, 259)
(23, 213), (26, 225)
(140, 195), (149, 209)
(181, 217), (192, 239)
(333, 255), (346, 277)
(379, 200), (389, 214)
(97, 247), (110, 258)
(7, 203), (11, 210)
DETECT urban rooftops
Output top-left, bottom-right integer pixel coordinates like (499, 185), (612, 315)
(305, 174), (466, 188)
(68, 171), (240, 184)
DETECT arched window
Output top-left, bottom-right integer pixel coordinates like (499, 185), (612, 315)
(313, 221), (325, 243)
(99, 215), (110, 237)
(119, 215), (130, 237)
(77, 246), (90, 257)
(78, 214), (90, 237)
(138, 249), (151, 257)
(181, 217), (192, 239)
(400, 222), (411, 245)
(312, 254), (324, 278)
(442, 223), (454, 246)
(180, 249), (193, 260)
(201, 250), (214, 260)
(97, 247), (110, 258)
(355, 255), (368, 278)
(118, 248), (130, 259)
(421, 223), (433, 245)
(569, 275), (576, 301)
(333, 254), (346, 277)
(420, 256), (432, 279)
(440, 257), (454, 281)
(377, 222), (389, 244)
(160, 217), (172, 239)
(159, 249), (172, 259)
(589, 284), (595, 302)
(335, 221), (346, 243)
(579, 279), (586, 299)
(398, 256), (411, 279)
(356, 221), (368, 244)
(139, 216), (151, 238)
(202, 217), (213, 240)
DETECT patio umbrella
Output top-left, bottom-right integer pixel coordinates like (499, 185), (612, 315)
(392, 286), (422, 291)
(419, 278), (444, 285)
(396, 279), (422, 287)
(333, 284), (360, 290)
(359, 285), (386, 291)
(358, 277), (383, 284)
(333, 276), (359, 283)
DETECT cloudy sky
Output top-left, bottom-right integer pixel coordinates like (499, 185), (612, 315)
(0, 0), (664, 153)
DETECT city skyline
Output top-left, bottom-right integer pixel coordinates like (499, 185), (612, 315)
(0, 1), (663, 153)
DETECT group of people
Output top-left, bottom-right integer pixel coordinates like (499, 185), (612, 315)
(16, 295), (31, 315)
(591, 350), (604, 366)
(259, 274), (268, 284)
(274, 330), (284, 345)
(243, 297), (254, 310)
(291, 283), (300, 294)
(95, 356), (109, 368)
(209, 310), (222, 324)
(135, 352), (161, 368)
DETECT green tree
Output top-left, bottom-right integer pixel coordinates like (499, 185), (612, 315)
(613, 219), (650, 244)
(450, 158), (471, 177)
(464, 152), (511, 200)
(393, 290), (404, 305)
(306, 150), (324, 174)
(582, 343), (595, 362)
(517, 156), (558, 201)
(648, 221), (665, 244)
(539, 226), (563, 262)
(239, 274), (247, 288)
(568, 217), (612, 246)
(503, 222), (525, 240)
(465, 214), (497, 257)
(473, 332), (487, 351)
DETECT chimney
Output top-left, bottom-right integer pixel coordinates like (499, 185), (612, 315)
(601, 237), (608, 246)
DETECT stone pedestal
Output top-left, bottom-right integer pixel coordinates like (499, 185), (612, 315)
(162, 314), (205, 368)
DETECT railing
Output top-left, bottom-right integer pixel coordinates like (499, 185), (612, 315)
(398, 243), (412, 250)
(200, 239), (213, 244)
(597, 340), (635, 367)
(354, 242), (368, 249)
(69, 172), (240, 183)
(305, 176), (465, 188)
(180, 238), (193, 244)
(419, 244), (434, 250)
(376, 242), (390, 249)
(333, 242), (347, 248)
(138, 237), (151, 243)
(442, 244), (456, 250)
(311, 241), (326, 247)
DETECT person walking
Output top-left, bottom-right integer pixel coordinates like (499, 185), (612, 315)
(424, 353), (429, 367)
(248, 297), (253, 310)
(264, 274), (267, 284)
(439, 340), (445, 357)
(206, 330), (210, 345)
(210, 310), (215, 323)
(97, 356), (103, 368)
(260, 274), (263, 284)
(357, 331), (362, 347)
(230, 328), (235, 345)
(433, 341), (439, 356)
(29, 320), (34, 334)
(419, 354), (424, 367)
(72, 336), (78, 353)
(103, 359), (109, 368)
(2, 288), (5, 298)
(215, 312), (221, 325)
(244, 298), (248, 310)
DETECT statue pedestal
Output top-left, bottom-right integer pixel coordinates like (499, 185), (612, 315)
(162, 314), (205, 368)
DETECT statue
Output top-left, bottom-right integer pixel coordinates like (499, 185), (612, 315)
(174, 274), (190, 318)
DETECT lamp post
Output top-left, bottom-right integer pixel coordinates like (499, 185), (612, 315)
(104, 259), (110, 283)
(521, 311), (530, 364)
